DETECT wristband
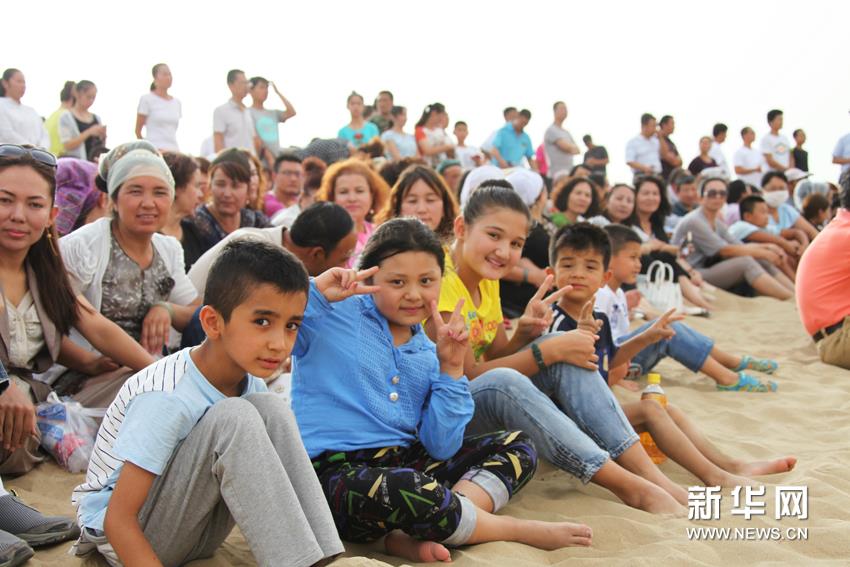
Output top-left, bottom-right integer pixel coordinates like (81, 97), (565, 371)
(531, 343), (547, 373)
(153, 301), (175, 320)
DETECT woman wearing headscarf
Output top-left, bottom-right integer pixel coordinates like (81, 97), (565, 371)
(54, 157), (108, 236)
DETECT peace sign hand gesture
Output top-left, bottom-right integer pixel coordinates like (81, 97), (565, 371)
(642, 308), (684, 344)
(577, 296), (603, 335)
(516, 275), (572, 340)
(430, 299), (469, 378)
(315, 266), (381, 303)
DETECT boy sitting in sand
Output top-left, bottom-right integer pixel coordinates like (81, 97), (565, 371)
(71, 241), (344, 566)
(728, 195), (799, 278)
(546, 222), (795, 484)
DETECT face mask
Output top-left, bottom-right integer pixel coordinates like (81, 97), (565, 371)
(762, 191), (787, 209)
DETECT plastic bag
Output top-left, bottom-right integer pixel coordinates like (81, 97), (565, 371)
(636, 260), (683, 313)
(36, 392), (105, 473)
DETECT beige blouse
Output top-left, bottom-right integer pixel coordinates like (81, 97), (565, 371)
(3, 292), (46, 370)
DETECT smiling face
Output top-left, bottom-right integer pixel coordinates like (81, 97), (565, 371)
(210, 168), (248, 218)
(567, 181), (593, 217)
(635, 181), (661, 216)
(605, 186), (635, 223)
(333, 173), (372, 226)
(400, 179), (444, 231)
(371, 250), (442, 338)
(113, 176), (173, 235)
(0, 165), (54, 256)
(700, 179), (728, 214)
(552, 246), (610, 307)
(456, 206), (529, 281)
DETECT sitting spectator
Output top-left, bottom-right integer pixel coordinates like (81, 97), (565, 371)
(761, 171), (817, 252)
(687, 136), (719, 176)
(271, 156), (327, 228)
(801, 193), (833, 230)
(54, 157), (107, 236)
(550, 176), (600, 227)
(437, 159), (463, 195)
(728, 195), (798, 280)
(263, 153), (303, 217)
(380, 106), (418, 161)
(588, 183), (635, 227)
(796, 173), (850, 369)
(375, 163), (459, 242)
(724, 179), (754, 226)
(669, 170), (699, 217)
(160, 152), (203, 243)
(181, 148), (271, 268)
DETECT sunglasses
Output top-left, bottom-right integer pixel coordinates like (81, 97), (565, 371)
(0, 144), (58, 168)
(704, 189), (728, 199)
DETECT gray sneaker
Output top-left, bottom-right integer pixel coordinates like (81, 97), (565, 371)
(0, 530), (32, 567)
(0, 494), (80, 548)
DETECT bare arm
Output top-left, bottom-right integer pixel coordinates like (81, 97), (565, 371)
(135, 114), (146, 140)
(555, 138), (580, 155)
(763, 153), (786, 171)
(272, 84), (296, 121)
(793, 216), (818, 239)
(489, 146), (509, 168)
(385, 138), (401, 161)
(502, 259), (547, 287)
(74, 295), (155, 371)
(833, 155), (850, 165)
(627, 161), (652, 173)
(213, 132), (224, 153)
(104, 461), (163, 567)
(659, 137), (682, 167)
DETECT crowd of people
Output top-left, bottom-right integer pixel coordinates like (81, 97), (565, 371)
(0, 64), (847, 566)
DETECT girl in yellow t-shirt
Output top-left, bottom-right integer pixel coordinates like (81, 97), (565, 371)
(426, 180), (687, 515)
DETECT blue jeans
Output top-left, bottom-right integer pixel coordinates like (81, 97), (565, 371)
(466, 335), (638, 484)
(620, 321), (714, 375)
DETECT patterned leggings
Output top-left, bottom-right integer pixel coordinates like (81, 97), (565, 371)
(312, 430), (537, 543)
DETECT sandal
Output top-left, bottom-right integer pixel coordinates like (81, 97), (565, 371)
(734, 355), (778, 374)
(717, 372), (777, 393)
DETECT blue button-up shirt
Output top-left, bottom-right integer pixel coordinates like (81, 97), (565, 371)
(291, 282), (474, 460)
(491, 122), (534, 166)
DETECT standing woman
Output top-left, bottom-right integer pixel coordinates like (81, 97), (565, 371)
(380, 106), (418, 161)
(160, 152), (203, 243)
(315, 158), (389, 268)
(59, 80), (106, 162)
(0, 69), (49, 148)
(135, 63), (182, 152)
(45, 81), (76, 157)
(59, 142), (201, 360)
(415, 103), (455, 168)
(338, 91), (379, 150)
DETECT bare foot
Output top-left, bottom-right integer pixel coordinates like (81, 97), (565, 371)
(513, 519), (593, 549)
(735, 457), (797, 477)
(385, 531), (452, 563)
(704, 472), (756, 488)
(630, 484), (687, 516)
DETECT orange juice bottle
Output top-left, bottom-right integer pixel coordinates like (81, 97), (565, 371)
(639, 373), (667, 464)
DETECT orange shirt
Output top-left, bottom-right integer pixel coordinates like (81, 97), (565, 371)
(796, 209), (850, 335)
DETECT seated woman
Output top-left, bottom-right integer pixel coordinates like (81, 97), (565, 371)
(181, 148), (271, 268)
(59, 142), (201, 370)
(375, 163), (458, 242)
(292, 219), (592, 562)
(587, 183), (635, 227)
(801, 192), (833, 230)
(315, 158), (389, 268)
(54, 157), (108, 236)
(549, 176), (600, 228)
(672, 176), (795, 300)
(761, 171), (818, 252)
(624, 175), (713, 311)
(159, 152), (203, 242)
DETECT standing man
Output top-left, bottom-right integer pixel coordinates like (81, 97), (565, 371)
(733, 127), (765, 188)
(213, 69), (260, 154)
(760, 109), (794, 172)
(709, 123), (731, 178)
(582, 134), (609, 176)
(792, 129), (808, 172)
(490, 109), (537, 170)
(481, 106), (518, 157)
(832, 115), (850, 178)
(625, 113), (662, 176)
(658, 115), (682, 180)
(370, 91), (394, 133)
(544, 101), (580, 181)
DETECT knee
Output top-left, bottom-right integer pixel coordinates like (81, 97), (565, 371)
(205, 397), (264, 433)
(473, 368), (528, 391)
(244, 392), (292, 420)
(640, 398), (666, 418)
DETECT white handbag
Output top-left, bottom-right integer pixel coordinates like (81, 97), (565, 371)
(636, 260), (683, 312)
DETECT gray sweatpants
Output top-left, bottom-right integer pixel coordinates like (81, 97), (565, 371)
(77, 393), (344, 567)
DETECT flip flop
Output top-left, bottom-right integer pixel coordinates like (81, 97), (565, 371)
(734, 355), (779, 374)
(717, 372), (777, 393)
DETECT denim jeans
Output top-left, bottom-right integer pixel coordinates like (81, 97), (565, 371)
(619, 321), (714, 375)
(466, 335), (638, 484)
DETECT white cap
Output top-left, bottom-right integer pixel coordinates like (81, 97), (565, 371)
(460, 165), (505, 208)
(506, 168), (544, 206)
(784, 168), (812, 183)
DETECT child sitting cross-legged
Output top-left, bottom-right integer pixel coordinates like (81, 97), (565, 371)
(291, 218), (592, 563)
(546, 223), (796, 484)
(72, 241), (344, 567)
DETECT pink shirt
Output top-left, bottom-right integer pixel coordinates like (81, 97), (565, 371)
(346, 222), (375, 269)
(264, 191), (285, 218)
(796, 209), (850, 335)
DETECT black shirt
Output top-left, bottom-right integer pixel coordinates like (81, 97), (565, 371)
(792, 147), (808, 172)
(500, 222), (551, 319)
(584, 146), (608, 175)
(660, 136), (680, 180)
(549, 304), (618, 383)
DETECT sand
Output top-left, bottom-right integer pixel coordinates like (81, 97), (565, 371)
(11, 290), (850, 566)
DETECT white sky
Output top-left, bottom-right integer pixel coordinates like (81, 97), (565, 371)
(5, 0), (850, 183)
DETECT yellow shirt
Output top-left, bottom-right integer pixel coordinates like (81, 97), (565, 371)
(44, 107), (68, 156)
(438, 250), (503, 362)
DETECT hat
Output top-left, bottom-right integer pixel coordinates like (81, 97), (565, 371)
(105, 147), (175, 199)
(437, 159), (461, 175)
(793, 180), (830, 210)
(784, 168), (812, 183)
(506, 169), (544, 206)
(54, 158), (98, 236)
(96, 140), (160, 193)
(300, 138), (350, 166)
(460, 165), (506, 207)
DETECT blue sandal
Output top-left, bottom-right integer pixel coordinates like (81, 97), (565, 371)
(717, 372), (777, 393)
(734, 355), (778, 374)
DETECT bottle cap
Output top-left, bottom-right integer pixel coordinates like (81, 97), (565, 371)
(647, 373), (661, 384)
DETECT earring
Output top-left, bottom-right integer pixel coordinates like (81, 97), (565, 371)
(46, 229), (59, 256)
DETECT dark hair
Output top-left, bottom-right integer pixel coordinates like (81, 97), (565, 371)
(569, 163), (592, 177)
(802, 193), (830, 223)
(0, 68), (21, 96)
(698, 176), (729, 196)
(161, 151), (199, 190)
(377, 164), (459, 241)
(378, 157), (427, 188)
(415, 102), (446, 128)
(739, 195), (766, 218)
(377, 90), (394, 101)
(454, 120), (467, 128)
(726, 179), (750, 204)
(840, 170), (850, 210)
(553, 176), (600, 217)
(792, 129), (804, 139)
(301, 156), (327, 189)
(358, 218), (445, 274)
(0, 151), (79, 335)
(740, 126), (753, 138)
(347, 90), (363, 104)
(249, 76), (268, 88)
(209, 160), (251, 185)
(588, 173), (607, 190)
(659, 115), (673, 126)
(226, 69), (244, 85)
(604, 224), (643, 256)
(75, 80), (96, 94)
(390, 105), (406, 117)
(670, 168), (695, 188)
(503, 106), (517, 119)
(195, 156), (211, 175)
(549, 222), (612, 269)
(713, 123), (728, 137)
(290, 202), (354, 255)
(767, 109), (783, 124)
(761, 171), (787, 188)
(519, 109), (532, 120)
(150, 63), (167, 91)
(604, 183), (636, 223)
(463, 180), (531, 226)
(205, 240), (308, 322)
(628, 175), (670, 234)
(582, 134), (592, 144)
(59, 80), (76, 103)
(274, 152), (302, 172)
(553, 101), (565, 111)
(640, 113), (656, 126)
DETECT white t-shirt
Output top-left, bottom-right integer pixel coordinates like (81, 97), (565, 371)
(455, 145), (481, 170)
(271, 203), (301, 228)
(0, 97), (49, 147)
(733, 145), (765, 188)
(594, 285), (630, 342)
(421, 127), (453, 167)
(709, 141), (730, 177)
(137, 92), (181, 151)
(625, 134), (662, 174)
(760, 132), (792, 171)
(213, 100), (256, 154)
